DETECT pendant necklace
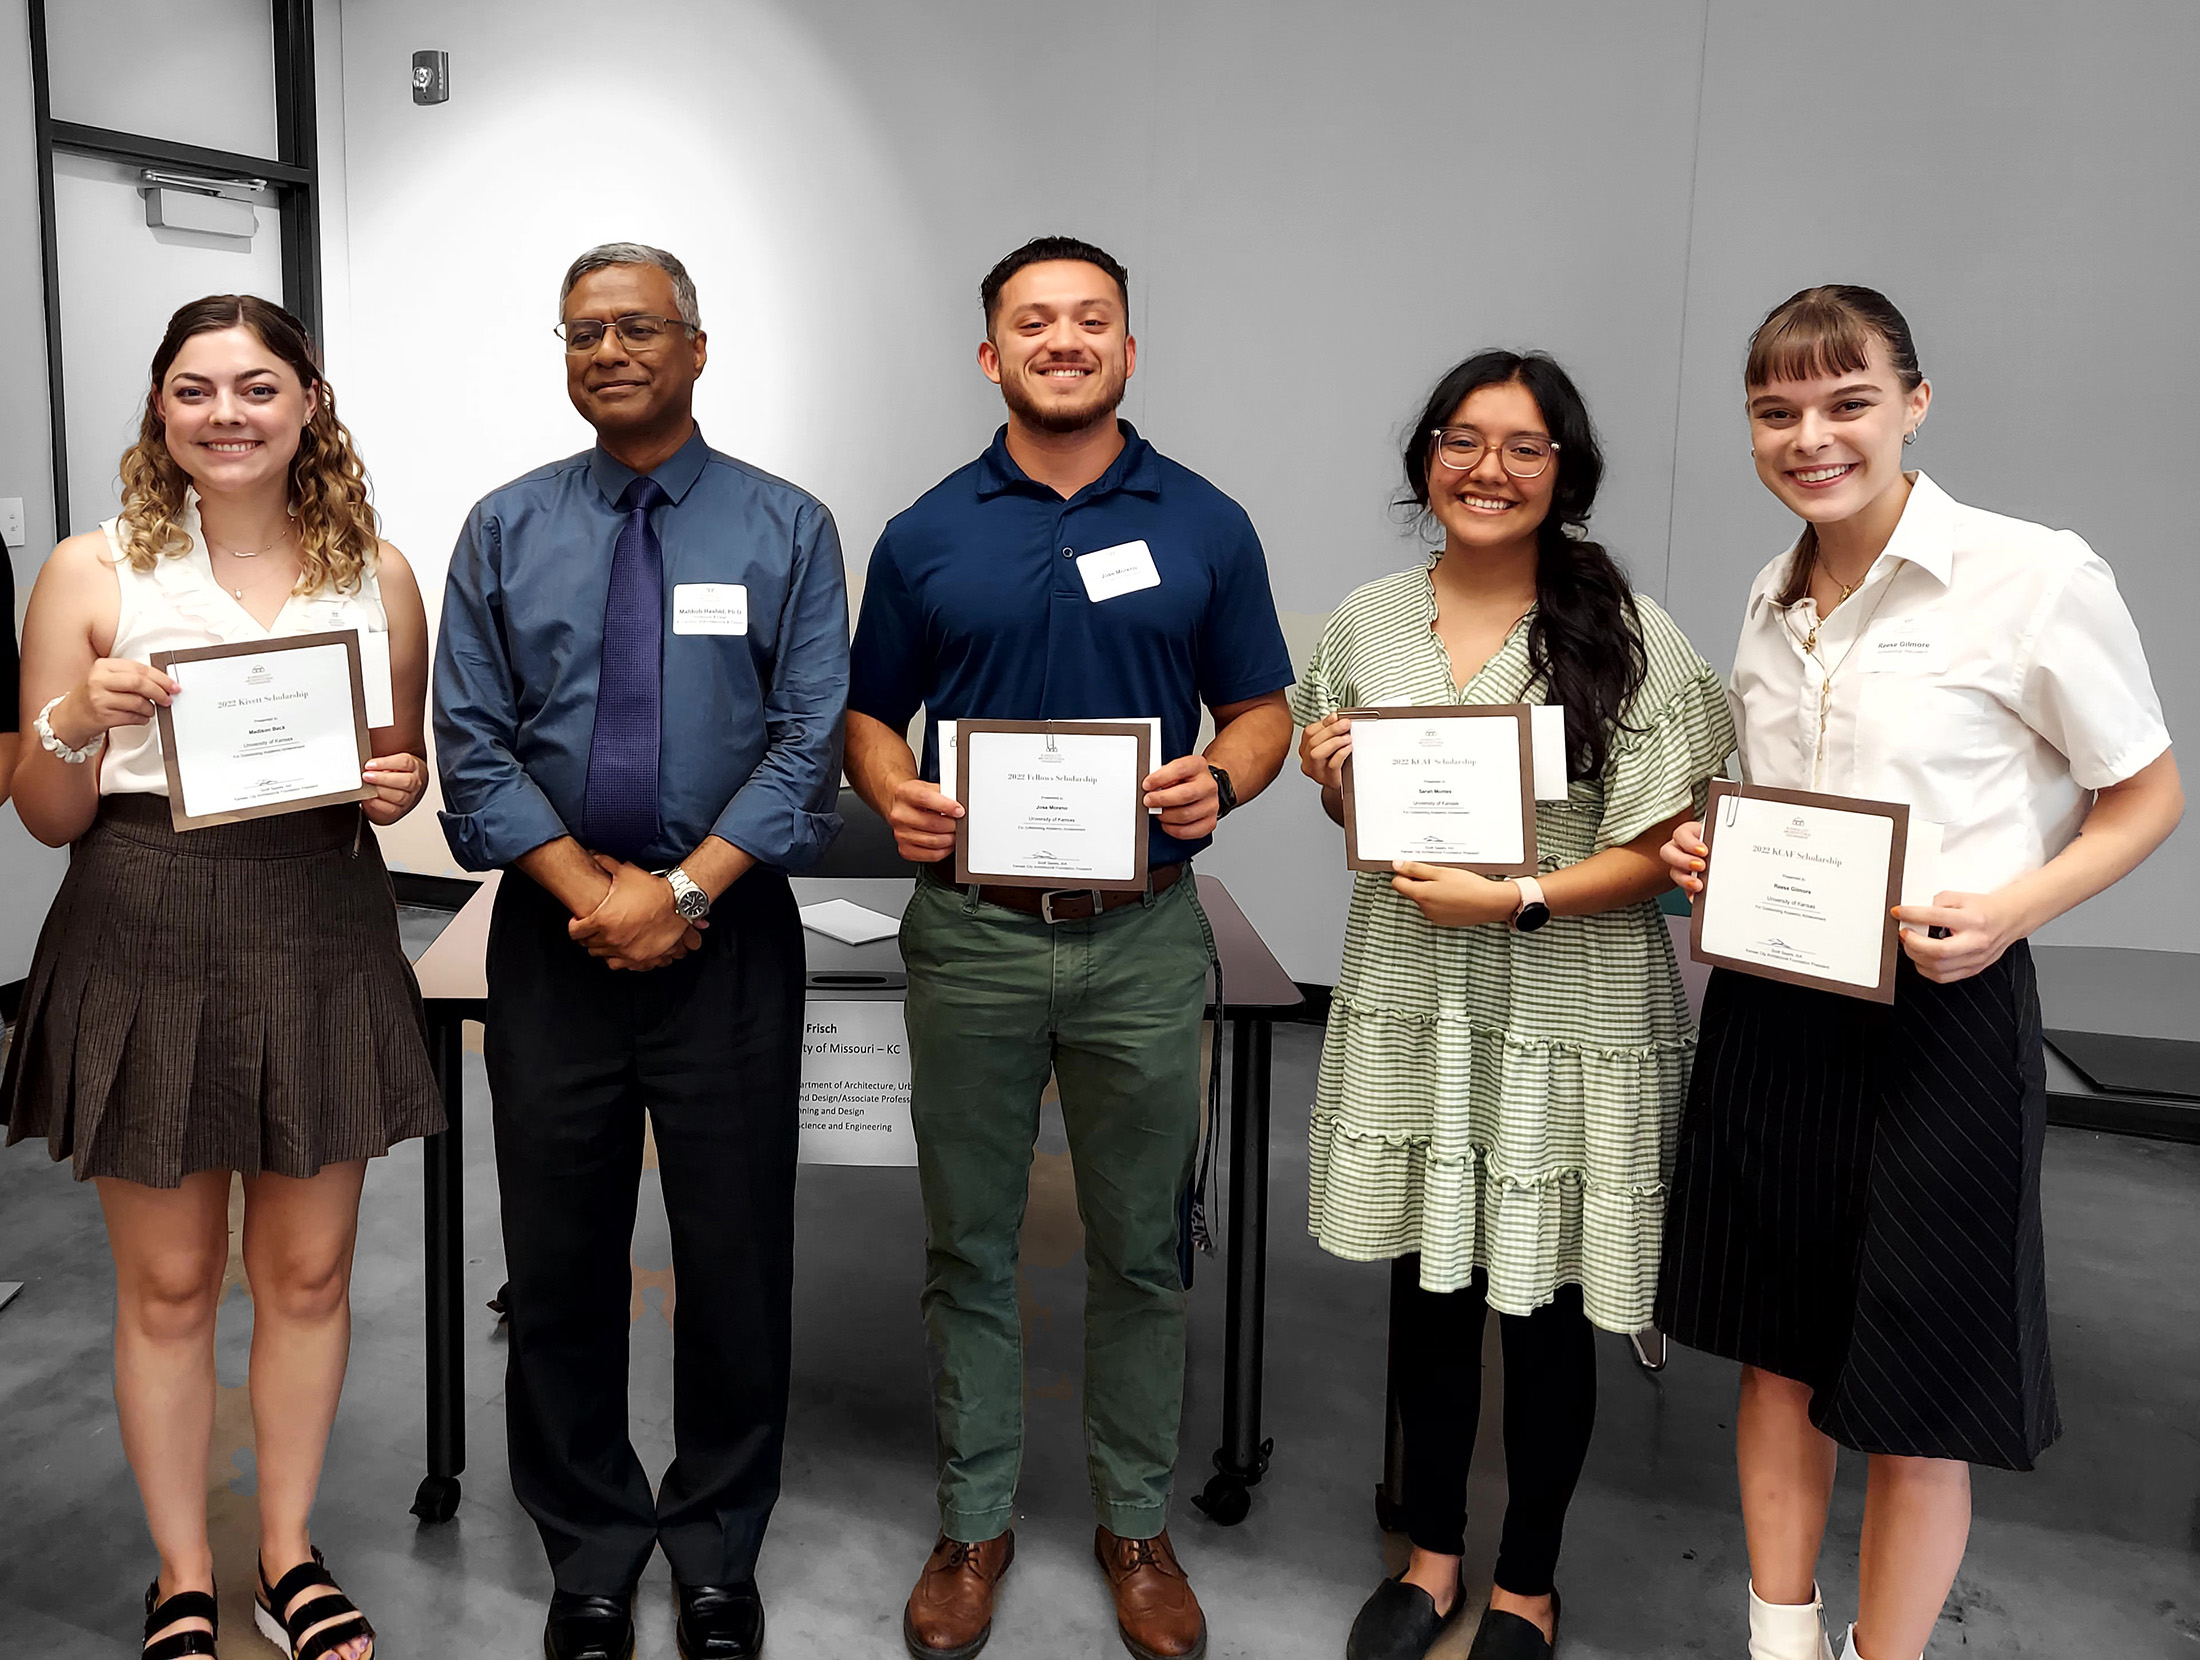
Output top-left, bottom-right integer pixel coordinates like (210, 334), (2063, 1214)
(208, 526), (295, 602)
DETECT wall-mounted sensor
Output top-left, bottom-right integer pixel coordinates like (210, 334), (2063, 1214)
(413, 50), (450, 104)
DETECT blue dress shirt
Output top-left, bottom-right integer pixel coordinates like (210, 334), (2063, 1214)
(434, 428), (849, 874)
(849, 422), (1293, 866)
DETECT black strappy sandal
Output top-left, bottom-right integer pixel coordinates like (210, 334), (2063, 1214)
(142, 1579), (218, 1658)
(255, 1548), (376, 1660)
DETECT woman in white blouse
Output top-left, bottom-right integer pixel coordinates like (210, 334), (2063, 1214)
(1655, 285), (2181, 1660)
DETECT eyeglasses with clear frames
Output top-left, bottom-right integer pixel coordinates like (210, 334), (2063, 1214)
(1429, 426), (1560, 479)
(554, 314), (697, 353)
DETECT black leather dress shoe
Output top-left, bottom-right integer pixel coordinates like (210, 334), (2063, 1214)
(676, 1580), (765, 1659)
(545, 1590), (637, 1660)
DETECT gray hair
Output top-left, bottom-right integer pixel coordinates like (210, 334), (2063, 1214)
(558, 242), (701, 329)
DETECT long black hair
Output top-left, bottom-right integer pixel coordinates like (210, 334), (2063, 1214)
(1401, 349), (1647, 782)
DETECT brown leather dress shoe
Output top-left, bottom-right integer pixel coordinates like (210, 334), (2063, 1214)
(903, 1532), (1015, 1660)
(1094, 1528), (1207, 1660)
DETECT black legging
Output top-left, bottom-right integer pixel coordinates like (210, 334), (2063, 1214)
(1393, 1257), (1598, 1596)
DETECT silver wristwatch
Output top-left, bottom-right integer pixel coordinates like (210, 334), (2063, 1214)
(660, 866), (711, 921)
(35, 695), (104, 764)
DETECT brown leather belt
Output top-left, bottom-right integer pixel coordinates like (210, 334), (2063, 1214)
(922, 858), (1187, 922)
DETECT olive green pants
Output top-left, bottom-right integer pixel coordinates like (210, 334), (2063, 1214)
(900, 871), (1212, 1542)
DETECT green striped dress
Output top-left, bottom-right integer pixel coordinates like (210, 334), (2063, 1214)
(1289, 560), (1736, 1331)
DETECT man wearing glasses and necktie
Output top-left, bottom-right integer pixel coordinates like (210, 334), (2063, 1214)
(433, 243), (849, 1660)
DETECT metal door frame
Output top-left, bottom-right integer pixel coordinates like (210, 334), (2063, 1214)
(27, 0), (322, 538)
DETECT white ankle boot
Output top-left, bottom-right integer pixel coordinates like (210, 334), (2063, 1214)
(1748, 1582), (1835, 1660)
(1840, 1622), (1922, 1660)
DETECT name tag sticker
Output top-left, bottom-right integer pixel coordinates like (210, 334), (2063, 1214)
(1075, 540), (1161, 603)
(1861, 619), (1946, 674)
(673, 583), (749, 636)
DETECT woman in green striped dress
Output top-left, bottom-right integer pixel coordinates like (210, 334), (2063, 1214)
(1293, 351), (1734, 1660)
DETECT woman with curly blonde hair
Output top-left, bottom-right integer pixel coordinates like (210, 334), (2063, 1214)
(3, 294), (440, 1660)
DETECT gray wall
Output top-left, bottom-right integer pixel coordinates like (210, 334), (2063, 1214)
(5, 1), (2192, 983)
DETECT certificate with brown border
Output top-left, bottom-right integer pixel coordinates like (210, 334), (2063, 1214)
(953, 719), (1152, 891)
(1690, 781), (1910, 1004)
(151, 631), (375, 832)
(1341, 704), (1537, 876)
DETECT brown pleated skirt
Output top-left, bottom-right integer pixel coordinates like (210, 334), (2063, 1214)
(0, 794), (444, 1186)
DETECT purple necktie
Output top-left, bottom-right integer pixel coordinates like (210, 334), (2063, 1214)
(583, 476), (669, 863)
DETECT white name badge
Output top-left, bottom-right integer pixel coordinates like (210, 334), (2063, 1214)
(1861, 619), (1947, 674)
(1076, 540), (1161, 603)
(673, 583), (749, 636)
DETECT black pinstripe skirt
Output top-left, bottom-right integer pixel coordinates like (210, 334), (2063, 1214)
(1654, 946), (2059, 1471)
(0, 794), (443, 1187)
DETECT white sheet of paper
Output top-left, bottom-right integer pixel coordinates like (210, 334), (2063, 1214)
(799, 898), (903, 946)
(938, 717), (1163, 812)
(963, 728), (1144, 883)
(673, 583), (749, 636)
(798, 1000), (917, 1166)
(1075, 539), (1161, 602)
(1899, 819), (1945, 912)
(1531, 704), (1569, 800)
(167, 640), (364, 819)
(1348, 712), (1528, 866)
(356, 629), (395, 729)
(1698, 793), (1897, 989)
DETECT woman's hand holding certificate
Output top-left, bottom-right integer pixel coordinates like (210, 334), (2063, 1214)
(152, 631), (375, 831)
(954, 719), (1152, 889)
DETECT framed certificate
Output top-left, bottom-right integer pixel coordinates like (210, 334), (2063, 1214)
(953, 718), (1152, 891)
(1691, 781), (1911, 1003)
(151, 631), (376, 832)
(1341, 704), (1537, 876)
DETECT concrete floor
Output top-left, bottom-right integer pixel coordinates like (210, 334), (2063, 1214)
(3, 1022), (2198, 1658)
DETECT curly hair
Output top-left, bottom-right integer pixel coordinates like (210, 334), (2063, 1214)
(115, 294), (378, 594)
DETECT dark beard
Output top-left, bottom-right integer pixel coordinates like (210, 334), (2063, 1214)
(999, 362), (1128, 434)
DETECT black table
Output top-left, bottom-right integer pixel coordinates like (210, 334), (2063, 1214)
(405, 870), (1302, 1527)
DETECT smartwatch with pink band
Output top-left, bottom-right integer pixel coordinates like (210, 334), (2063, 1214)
(1510, 875), (1551, 933)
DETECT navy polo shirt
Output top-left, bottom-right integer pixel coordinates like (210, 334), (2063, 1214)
(849, 421), (1294, 866)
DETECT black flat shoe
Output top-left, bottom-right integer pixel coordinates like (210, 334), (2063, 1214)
(676, 1579), (765, 1659)
(1465, 1590), (1560, 1659)
(143, 1579), (218, 1659)
(1345, 1574), (1456, 1660)
(545, 1590), (637, 1660)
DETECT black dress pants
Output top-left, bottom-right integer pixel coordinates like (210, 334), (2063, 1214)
(486, 866), (804, 1595)
(1393, 1258), (1598, 1596)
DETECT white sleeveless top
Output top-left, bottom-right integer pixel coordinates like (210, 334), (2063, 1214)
(100, 492), (390, 797)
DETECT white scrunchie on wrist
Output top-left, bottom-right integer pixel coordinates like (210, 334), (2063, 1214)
(34, 694), (105, 764)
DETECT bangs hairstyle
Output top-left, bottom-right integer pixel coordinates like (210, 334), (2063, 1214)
(118, 294), (379, 594)
(1401, 350), (1646, 782)
(1744, 285), (1924, 603)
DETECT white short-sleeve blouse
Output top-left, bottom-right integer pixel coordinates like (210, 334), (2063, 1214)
(1727, 472), (2170, 896)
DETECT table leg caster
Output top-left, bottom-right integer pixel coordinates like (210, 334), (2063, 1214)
(1191, 1438), (1271, 1528)
(411, 1474), (462, 1523)
(1193, 1472), (1252, 1527)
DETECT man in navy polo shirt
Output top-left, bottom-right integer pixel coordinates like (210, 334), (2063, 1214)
(847, 236), (1293, 1660)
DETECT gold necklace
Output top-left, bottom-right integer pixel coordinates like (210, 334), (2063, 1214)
(1787, 576), (1899, 746)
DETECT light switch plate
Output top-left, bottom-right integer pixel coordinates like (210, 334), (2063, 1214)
(0, 496), (24, 548)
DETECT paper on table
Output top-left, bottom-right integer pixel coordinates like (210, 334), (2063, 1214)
(799, 898), (903, 946)
(937, 717), (1164, 809)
